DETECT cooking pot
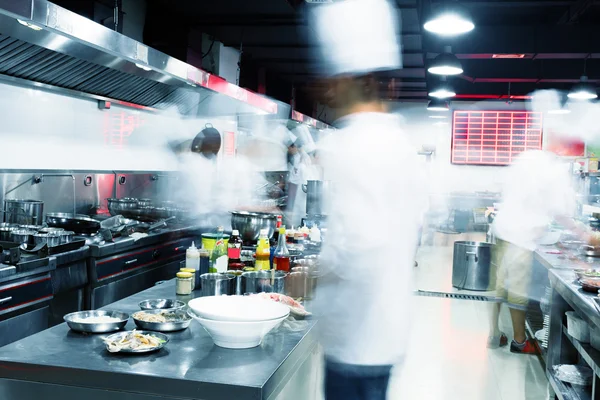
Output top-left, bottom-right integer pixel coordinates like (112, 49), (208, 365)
(452, 241), (494, 291)
(11, 229), (36, 245)
(231, 211), (277, 242)
(3, 199), (44, 225)
(0, 224), (19, 241)
(107, 198), (138, 216)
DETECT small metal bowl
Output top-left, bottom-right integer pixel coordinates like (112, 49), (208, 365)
(64, 310), (129, 333)
(132, 309), (192, 332)
(138, 299), (186, 311)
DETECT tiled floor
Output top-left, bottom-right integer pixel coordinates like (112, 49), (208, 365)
(385, 234), (549, 400)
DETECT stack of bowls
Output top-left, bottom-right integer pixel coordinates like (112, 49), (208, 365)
(187, 296), (289, 349)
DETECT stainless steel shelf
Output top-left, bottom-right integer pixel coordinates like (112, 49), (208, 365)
(547, 369), (592, 400)
(563, 325), (600, 378)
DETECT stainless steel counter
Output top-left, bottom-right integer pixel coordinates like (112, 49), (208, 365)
(0, 280), (320, 400)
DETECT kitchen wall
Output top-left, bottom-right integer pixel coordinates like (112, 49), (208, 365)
(0, 81), (237, 171)
(392, 100), (528, 194)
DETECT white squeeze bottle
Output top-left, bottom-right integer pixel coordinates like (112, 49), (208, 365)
(186, 241), (200, 271)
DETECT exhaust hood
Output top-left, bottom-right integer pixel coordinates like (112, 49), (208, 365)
(0, 0), (278, 116)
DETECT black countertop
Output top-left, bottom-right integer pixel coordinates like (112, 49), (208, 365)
(0, 280), (318, 400)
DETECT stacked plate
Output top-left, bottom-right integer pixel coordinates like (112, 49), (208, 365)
(187, 296), (289, 349)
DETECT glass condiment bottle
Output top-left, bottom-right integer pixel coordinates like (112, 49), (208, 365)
(227, 229), (244, 270)
(273, 227), (290, 272)
(255, 229), (271, 270)
(210, 227), (228, 273)
(176, 271), (193, 295)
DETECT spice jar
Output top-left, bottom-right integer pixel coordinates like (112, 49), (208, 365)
(176, 272), (193, 295)
(180, 268), (197, 290)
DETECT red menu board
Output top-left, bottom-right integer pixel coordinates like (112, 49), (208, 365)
(451, 111), (543, 165)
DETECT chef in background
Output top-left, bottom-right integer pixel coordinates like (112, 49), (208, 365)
(309, 1), (427, 399)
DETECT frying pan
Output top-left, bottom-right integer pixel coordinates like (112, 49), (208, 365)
(191, 123), (221, 158)
(46, 213), (101, 234)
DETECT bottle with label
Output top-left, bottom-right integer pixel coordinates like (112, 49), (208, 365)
(209, 227), (228, 273)
(227, 230), (244, 270)
(272, 215), (283, 246)
(186, 241), (200, 271)
(255, 229), (271, 270)
(273, 227), (290, 272)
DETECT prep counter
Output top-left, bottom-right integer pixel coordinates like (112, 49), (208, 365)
(537, 248), (600, 400)
(0, 280), (321, 400)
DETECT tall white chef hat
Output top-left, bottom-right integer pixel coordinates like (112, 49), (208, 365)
(309, 0), (402, 77)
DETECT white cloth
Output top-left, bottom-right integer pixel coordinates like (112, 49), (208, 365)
(493, 150), (576, 251)
(313, 112), (427, 366)
(310, 0), (402, 77)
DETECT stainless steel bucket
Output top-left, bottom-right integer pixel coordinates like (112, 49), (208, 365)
(200, 273), (235, 296)
(302, 180), (330, 216)
(452, 241), (495, 291)
(241, 271), (286, 294)
(3, 200), (44, 225)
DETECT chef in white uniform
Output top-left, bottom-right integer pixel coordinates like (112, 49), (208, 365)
(310, 1), (427, 399)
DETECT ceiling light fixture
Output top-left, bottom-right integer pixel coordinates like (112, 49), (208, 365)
(428, 46), (463, 76)
(135, 63), (152, 71)
(429, 115), (447, 119)
(568, 75), (597, 100)
(17, 19), (43, 31)
(424, 2), (474, 36)
(492, 54), (526, 59)
(548, 109), (571, 115)
(427, 99), (450, 112)
(429, 82), (456, 99)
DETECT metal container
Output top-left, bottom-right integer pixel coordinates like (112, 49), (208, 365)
(231, 211), (277, 242)
(200, 273), (235, 296)
(63, 310), (129, 333)
(0, 224), (18, 241)
(107, 198), (138, 216)
(33, 233), (49, 246)
(3, 199), (44, 225)
(302, 180), (330, 216)
(225, 270), (243, 295)
(57, 231), (75, 244)
(38, 227), (64, 234)
(132, 309), (192, 332)
(241, 271), (286, 294)
(137, 198), (153, 207)
(11, 229), (36, 245)
(138, 299), (186, 311)
(452, 241), (494, 291)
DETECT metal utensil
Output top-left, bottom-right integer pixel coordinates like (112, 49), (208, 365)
(11, 229), (36, 245)
(231, 211), (278, 242)
(138, 299), (186, 311)
(103, 330), (169, 353)
(132, 309), (192, 332)
(63, 310), (129, 333)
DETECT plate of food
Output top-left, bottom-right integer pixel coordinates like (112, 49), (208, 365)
(103, 330), (169, 353)
(132, 309), (192, 332)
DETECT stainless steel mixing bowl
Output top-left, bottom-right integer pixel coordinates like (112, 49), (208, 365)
(230, 211), (277, 242)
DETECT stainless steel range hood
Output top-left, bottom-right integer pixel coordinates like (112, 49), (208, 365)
(0, 0), (278, 117)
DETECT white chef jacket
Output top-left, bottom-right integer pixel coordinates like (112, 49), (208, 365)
(493, 150), (576, 251)
(313, 112), (427, 366)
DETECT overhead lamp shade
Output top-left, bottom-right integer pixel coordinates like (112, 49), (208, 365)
(568, 76), (597, 100)
(428, 52), (463, 75)
(427, 99), (450, 112)
(429, 83), (456, 99)
(424, 3), (474, 36)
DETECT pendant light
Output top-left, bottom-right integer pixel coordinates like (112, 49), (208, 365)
(568, 58), (597, 100)
(568, 76), (597, 100)
(424, 1), (474, 36)
(428, 46), (463, 76)
(427, 99), (450, 112)
(429, 77), (456, 99)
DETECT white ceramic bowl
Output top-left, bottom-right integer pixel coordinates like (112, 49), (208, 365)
(187, 295), (289, 322)
(538, 231), (561, 245)
(187, 309), (287, 349)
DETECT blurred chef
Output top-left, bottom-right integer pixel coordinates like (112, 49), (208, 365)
(309, 1), (427, 399)
(488, 150), (595, 353)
